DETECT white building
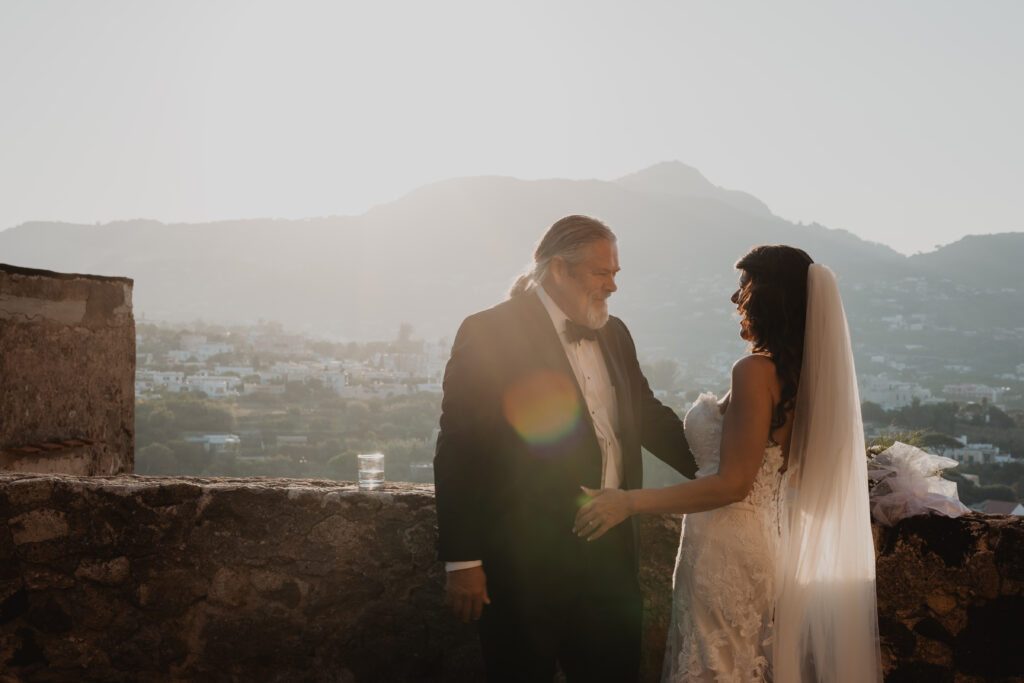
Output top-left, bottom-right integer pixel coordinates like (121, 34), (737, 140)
(193, 373), (243, 388)
(185, 376), (236, 398)
(943, 384), (1010, 404)
(859, 375), (932, 410)
(322, 372), (347, 394)
(938, 436), (1014, 465)
(944, 364), (973, 374)
(214, 365), (255, 376)
(185, 434), (241, 454)
(135, 370), (187, 394)
(166, 349), (193, 363)
(336, 383), (413, 399)
(137, 370), (185, 386)
(256, 370), (286, 384)
(424, 342), (451, 380)
(194, 342), (235, 360)
(269, 361), (321, 382)
(242, 383), (285, 396)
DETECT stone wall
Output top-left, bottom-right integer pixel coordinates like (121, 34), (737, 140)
(0, 475), (476, 683)
(0, 474), (1022, 682)
(0, 264), (134, 475)
(875, 514), (1024, 682)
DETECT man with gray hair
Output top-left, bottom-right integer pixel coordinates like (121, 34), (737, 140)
(434, 215), (696, 682)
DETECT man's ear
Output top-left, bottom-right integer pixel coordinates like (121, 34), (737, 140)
(550, 256), (568, 285)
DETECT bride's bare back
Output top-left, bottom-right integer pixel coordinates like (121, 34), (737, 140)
(718, 353), (795, 468)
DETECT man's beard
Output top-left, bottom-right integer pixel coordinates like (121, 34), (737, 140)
(584, 297), (609, 329)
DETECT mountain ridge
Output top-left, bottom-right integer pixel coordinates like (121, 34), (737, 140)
(1, 163), (1019, 345)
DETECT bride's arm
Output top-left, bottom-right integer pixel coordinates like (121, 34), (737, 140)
(574, 355), (775, 540)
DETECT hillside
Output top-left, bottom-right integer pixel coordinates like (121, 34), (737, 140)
(908, 233), (1024, 288)
(0, 163), (1018, 358)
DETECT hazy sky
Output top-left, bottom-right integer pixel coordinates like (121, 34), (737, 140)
(1, 0), (1021, 254)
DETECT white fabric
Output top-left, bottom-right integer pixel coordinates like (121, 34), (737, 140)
(773, 265), (882, 683)
(662, 393), (786, 683)
(445, 560), (483, 572)
(536, 285), (623, 489)
(868, 441), (970, 526)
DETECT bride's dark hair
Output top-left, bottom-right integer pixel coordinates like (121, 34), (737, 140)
(734, 245), (814, 431)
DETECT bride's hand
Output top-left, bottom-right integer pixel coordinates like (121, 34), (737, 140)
(573, 486), (634, 541)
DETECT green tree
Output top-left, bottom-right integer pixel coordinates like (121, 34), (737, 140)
(136, 443), (177, 475)
(167, 439), (212, 474)
(973, 484), (1017, 504)
(328, 452), (357, 480)
(860, 401), (887, 424)
(163, 395), (235, 433)
(985, 405), (1016, 429)
(918, 432), (964, 450)
(138, 405), (177, 446)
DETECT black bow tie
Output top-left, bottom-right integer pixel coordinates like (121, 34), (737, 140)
(564, 319), (599, 344)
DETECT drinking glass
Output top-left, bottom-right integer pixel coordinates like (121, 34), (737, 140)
(357, 452), (385, 490)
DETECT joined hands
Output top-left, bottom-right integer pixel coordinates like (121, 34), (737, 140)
(573, 486), (634, 541)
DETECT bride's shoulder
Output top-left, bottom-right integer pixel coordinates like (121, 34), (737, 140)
(730, 355), (779, 392)
(731, 353), (775, 375)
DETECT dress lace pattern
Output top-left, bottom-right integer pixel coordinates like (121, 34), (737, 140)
(662, 393), (786, 683)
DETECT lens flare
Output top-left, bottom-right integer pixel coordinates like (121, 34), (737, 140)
(502, 370), (582, 453)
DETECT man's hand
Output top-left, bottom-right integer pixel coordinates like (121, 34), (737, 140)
(446, 565), (491, 622)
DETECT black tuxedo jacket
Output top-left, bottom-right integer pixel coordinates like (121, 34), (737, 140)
(434, 291), (696, 594)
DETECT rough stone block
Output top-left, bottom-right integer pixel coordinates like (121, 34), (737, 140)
(0, 264), (134, 475)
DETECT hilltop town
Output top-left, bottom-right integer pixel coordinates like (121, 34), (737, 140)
(134, 314), (1024, 511)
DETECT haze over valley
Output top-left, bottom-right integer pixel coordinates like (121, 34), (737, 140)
(3, 161), (1022, 411)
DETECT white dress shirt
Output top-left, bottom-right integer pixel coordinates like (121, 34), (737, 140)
(534, 285), (622, 489)
(446, 286), (623, 573)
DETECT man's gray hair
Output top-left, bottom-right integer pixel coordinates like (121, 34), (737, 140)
(508, 215), (616, 298)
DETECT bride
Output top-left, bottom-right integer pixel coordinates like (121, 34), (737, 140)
(573, 245), (882, 682)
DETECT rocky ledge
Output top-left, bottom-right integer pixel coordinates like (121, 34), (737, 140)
(1, 474), (1022, 682)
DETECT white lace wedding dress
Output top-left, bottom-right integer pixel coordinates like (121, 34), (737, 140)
(662, 392), (787, 683)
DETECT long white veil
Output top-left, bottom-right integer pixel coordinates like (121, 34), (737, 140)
(772, 265), (882, 682)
